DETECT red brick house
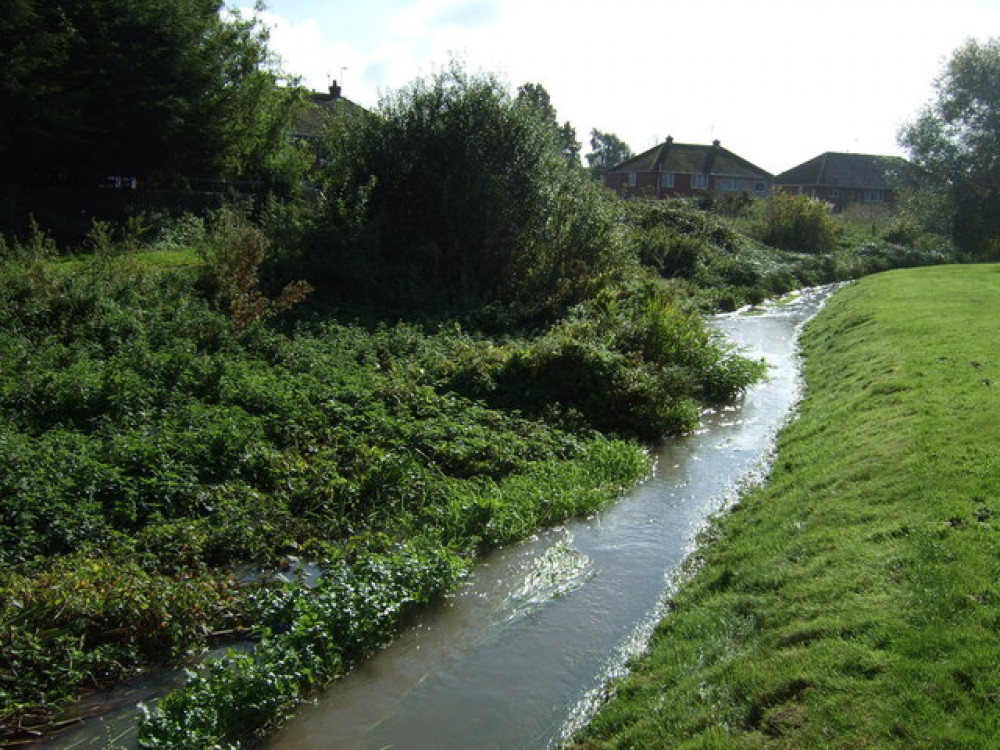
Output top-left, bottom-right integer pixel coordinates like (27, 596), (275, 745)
(604, 137), (773, 199)
(774, 152), (907, 211)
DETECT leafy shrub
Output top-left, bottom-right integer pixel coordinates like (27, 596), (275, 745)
(150, 212), (208, 251)
(446, 282), (765, 439)
(137, 542), (467, 749)
(316, 63), (562, 307)
(632, 225), (706, 277)
(313, 62), (638, 320)
(199, 213), (313, 331)
(755, 192), (840, 253)
(1, 556), (245, 717)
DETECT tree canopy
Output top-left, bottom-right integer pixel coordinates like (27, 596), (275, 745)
(316, 63), (632, 315)
(0, 0), (306, 190)
(516, 82), (581, 166)
(586, 129), (633, 178)
(899, 37), (1000, 257)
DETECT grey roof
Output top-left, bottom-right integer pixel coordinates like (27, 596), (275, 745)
(775, 152), (907, 190)
(610, 139), (772, 179)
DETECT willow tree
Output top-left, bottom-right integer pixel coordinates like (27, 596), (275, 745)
(319, 62), (634, 313)
(899, 37), (1000, 257)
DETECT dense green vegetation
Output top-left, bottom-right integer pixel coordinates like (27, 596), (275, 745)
(0, 203), (766, 746)
(571, 264), (1000, 749)
(0, 0), (306, 191)
(900, 38), (1000, 259)
(306, 63), (636, 318)
(618, 197), (951, 312)
(0, 26), (982, 746)
(0, 198), (953, 747)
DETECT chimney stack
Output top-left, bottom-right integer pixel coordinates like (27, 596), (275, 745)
(330, 81), (342, 100)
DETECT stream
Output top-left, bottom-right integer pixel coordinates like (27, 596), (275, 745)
(262, 285), (837, 750)
(39, 285), (836, 750)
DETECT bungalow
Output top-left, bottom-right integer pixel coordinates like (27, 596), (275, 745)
(604, 137), (773, 199)
(774, 152), (907, 211)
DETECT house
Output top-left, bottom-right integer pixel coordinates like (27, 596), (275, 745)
(604, 137), (773, 199)
(292, 81), (367, 144)
(774, 152), (907, 210)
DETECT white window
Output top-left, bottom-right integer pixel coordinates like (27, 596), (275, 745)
(691, 173), (708, 190)
(660, 172), (675, 188)
(718, 177), (736, 192)
(864, 189), (882, 203)
(627, 171), (637, 187)
(754, 182), (767, 195)
(829, 188), (841, 198)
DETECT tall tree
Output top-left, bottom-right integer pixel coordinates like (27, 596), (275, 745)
(899, 37), (1000, 257)
(0, 0), (306, 190)
(586, 130), (633, 178)
(516, 82), (581, 167)
(317, 63), (632, 311)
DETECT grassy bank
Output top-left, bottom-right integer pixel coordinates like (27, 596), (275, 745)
(572, 264), (1000, 749)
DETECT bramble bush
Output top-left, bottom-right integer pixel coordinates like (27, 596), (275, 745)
(1, 556), (245, 719)
(620, 199), (796, 310)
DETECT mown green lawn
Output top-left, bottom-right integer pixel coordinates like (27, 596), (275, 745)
(572, 264), (1000, 749)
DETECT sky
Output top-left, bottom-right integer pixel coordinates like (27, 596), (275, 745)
(244, 0), (1000, 174)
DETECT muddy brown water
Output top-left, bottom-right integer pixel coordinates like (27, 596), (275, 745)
(40, 286), (837, 750)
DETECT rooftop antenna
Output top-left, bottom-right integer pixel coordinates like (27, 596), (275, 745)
(340, 67), (347, 91)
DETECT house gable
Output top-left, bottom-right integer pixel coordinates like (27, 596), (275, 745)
(606, 138), (772, 199)
(775, 152), (908, 209)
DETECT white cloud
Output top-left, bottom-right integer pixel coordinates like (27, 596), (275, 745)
(434, 1), (500, 29)
(257, 11), (367, 93)
(388, 0), (499, 36)
(258, 0), (1000, 171)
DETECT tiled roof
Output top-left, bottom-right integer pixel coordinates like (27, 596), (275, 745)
(775, 152), (906, 189)
(293, 87), (367, 140)
(610, 139), (772, 179)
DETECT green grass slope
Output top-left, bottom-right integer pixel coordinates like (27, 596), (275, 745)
(572, 264), (1000, 749)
